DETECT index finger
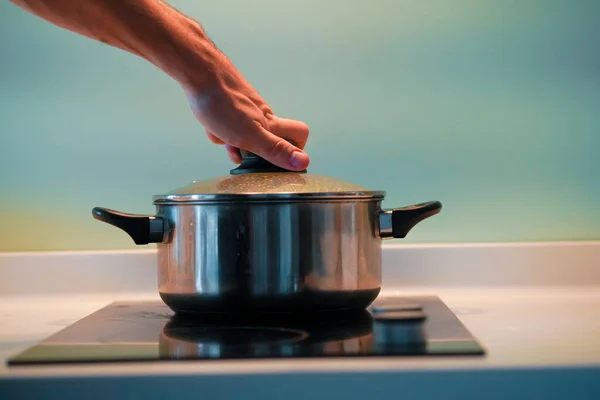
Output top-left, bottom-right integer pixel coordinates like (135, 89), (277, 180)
(268, 117), (310, 150)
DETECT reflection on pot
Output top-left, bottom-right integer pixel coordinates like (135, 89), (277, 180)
(158, 310), (375, 360)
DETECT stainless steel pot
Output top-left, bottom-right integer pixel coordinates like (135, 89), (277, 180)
(92, 150), (442, 315)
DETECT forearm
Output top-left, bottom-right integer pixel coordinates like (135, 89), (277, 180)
(10, 0), (220, 90)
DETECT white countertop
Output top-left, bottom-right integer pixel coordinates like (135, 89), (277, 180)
(1, 242), (599, 399)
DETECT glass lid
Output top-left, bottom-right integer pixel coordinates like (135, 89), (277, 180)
(153, 150), (385, 203)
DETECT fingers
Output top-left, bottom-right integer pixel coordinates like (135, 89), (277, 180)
(206, 130), (240, 164)
(206, 131), (225, 145)
(245, 124), (310, 171)
(225, 143), (242, 164)
(203, 117), (310, 170)
(268, 117), (310, 149)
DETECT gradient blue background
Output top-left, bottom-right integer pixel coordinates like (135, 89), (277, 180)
(1, 0), (598, 251)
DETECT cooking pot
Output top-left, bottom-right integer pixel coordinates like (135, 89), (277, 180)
(92, 149), (442, 315)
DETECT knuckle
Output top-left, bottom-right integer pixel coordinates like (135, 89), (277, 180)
(302, 122), (310, 135)
(297, 121), (310, 136)
(252, 120), (264, 130)
(252, 118), (270, 133)
(262, 105), (275, 118)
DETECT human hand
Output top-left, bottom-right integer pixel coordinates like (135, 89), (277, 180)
(183, 52), (310, 171)
(8, 0), (309, 170)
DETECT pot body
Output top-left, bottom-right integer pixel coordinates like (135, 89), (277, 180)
(156, 199), (383, 314)
(92, 195), (440, 314)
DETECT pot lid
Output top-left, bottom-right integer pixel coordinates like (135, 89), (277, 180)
(153, 149), (385, 203)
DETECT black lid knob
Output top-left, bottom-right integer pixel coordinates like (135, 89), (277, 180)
(230, 143), (307, 175)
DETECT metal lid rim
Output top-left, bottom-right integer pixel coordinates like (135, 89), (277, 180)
(152, 191), (387, 203)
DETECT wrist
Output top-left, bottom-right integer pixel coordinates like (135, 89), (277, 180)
(137, 6), (223, 93)
(167, 39), (225, 94)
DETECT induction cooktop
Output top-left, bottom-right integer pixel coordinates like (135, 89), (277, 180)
(7, 296), (485, 365)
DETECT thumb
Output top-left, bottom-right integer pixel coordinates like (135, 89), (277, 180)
(248, 126), (310, 171)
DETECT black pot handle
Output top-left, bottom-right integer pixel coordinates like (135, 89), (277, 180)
(379, 201), (442, 239)
(92, 207), (167, 245)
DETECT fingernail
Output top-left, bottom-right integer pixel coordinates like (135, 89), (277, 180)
(289, 151), (309, 169)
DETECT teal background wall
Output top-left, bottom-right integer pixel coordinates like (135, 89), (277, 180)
(1, 0), (598, 252)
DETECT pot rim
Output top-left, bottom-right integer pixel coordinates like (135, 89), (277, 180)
(152, 191), (386, 204)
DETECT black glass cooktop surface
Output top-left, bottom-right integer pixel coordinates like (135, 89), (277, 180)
(7, 296), (485, 365)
